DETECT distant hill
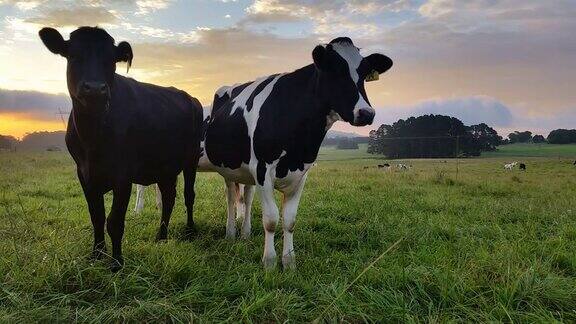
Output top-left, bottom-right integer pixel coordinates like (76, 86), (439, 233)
(326, 130), (362, 138)
(17, 131), (66, 151)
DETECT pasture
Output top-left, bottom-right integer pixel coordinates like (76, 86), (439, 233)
(1, 146), (576, 322)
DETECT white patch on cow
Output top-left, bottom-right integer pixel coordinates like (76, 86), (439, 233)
(331, 41), (362, 84)
(228, 75), (277, 116)
(326, 110), (342, 130)
(352, 96), (373, 121)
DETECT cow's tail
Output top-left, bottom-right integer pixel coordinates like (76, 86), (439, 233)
(234, 183), (246, 220)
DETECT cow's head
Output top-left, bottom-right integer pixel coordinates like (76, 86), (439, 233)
(39, 27), (132, 113)
(313, 37), (392, 126)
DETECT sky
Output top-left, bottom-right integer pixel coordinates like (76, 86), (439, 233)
(0, 0), (575, 138)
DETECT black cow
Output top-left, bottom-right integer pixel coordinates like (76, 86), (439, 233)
(39, 27), (203, 271)
(519, 163), (526, 171)
(378, 163), (391, 168)
(197, 37), (392, 270)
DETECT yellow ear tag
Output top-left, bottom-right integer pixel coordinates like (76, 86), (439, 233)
(365, 70), (379, 82)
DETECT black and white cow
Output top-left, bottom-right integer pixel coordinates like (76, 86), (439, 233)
(137, 37), (392, 270)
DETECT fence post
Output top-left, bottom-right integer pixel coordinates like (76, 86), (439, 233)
(455, 135), (460, 180)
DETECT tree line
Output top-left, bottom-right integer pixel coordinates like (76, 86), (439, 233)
(368, 114), (576, 158)
(367, 115), (502, 158)
(0, 131), (66, 151)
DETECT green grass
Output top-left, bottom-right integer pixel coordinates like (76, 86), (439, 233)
(484, 143), (576, 158)
(1, 150), (576, 322)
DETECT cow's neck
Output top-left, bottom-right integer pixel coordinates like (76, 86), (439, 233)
(275, 64), (334, 162)
(71, 98), (112, 153)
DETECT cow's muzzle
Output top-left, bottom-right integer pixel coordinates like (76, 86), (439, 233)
(352, 107), (375, 126)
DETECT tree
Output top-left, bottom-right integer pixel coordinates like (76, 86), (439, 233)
(0, 135), (18, 150)
(336, 138), (359, 149)
(532, 134), (546, 143)
(367, 114), (483, 158)
(508, 131), (532, 143)
(468, 123), (503, 151)
(547, 129), (576, 144)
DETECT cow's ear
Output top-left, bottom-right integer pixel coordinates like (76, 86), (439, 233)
(116, 41), (133, 73)
(39, 27), (68, 57)
(365, 53), (393, 74)
(312, 45), (329, 71)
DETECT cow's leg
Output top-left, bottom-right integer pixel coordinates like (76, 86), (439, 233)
(106, 183), (131, 272)
(241, 184), (255, 239)
(281, 173), (308, 270)
(134, 184), (145, 213)
(154, 184), (163, 210)
(183, 156), (199, 239)
(225, 181), (237, 239)
(77, 169), (106, 259)
(259, 182), (280, 270)
(156, 176), (177, 241)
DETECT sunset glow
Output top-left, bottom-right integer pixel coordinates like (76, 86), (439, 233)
(1, 0), (575, 137)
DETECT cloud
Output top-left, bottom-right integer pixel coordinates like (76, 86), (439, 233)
(0, 88), (70, 120)
(242, 0), (412, 38)
(26, 7), (118, 27)
(375, 96), (514, 127)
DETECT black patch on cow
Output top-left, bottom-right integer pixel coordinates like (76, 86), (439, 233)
(246, 75), (278, 112)
(257, 160), (266, 185)
(205, 83), (253, 170)
(253, 65), (330, 185)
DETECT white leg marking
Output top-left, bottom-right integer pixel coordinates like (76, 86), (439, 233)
(281, 173), (308, 270)
(235, 183), (245, 221)
(259, 180), (279, 270)
(225, 181), (237, 239)
(154, 184), (162, 210)
(134, 184), (145, 213)
(241, 184), (255, 239)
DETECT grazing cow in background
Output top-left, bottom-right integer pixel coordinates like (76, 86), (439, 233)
(504, 162), (518, 170)
(519, 163), (526, 171)
(137, 37), (393, 270)
(397, 163), (410, 170)
(573, 160), (576, 165)
(378, 163), (390, 169)
(39, 27), (203, 271)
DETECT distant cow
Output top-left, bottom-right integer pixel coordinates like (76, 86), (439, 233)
(378, 163), (390, 168)
(39, 27), (203, 271)
(573, 160), (576, 165)
(397, 163), (411, 170)
(519, 163), (526, 171)
(504, 162), (518, 170)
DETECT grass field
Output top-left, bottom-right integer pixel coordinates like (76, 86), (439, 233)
(484, 143), (576, 158)
(1, 144), (576, 322)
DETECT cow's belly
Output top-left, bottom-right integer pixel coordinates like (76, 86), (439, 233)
(274, 163), (312, 192)
(199, 152), (255, 184)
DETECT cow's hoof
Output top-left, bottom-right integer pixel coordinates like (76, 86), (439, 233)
(183, 226), (196, 240)
(90, 244), (107, 260)
(282, 254), (296, 271)
(240, 232), (251, 240)
(156, 229), (168, 242)
(225, 230), (236, 240)
(262, 256), (277, 271)
(110, 257), (124, 272)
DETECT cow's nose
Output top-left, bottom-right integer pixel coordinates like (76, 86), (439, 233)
(356, 107), (375, 126)
(78, 81), (109, 97)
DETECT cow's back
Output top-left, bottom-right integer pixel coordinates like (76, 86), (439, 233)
(111, 75), (203, 183)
